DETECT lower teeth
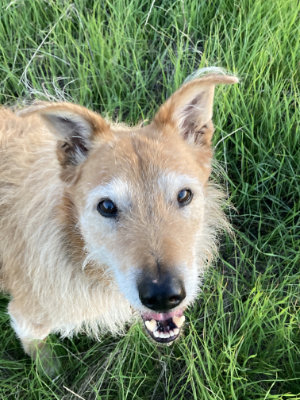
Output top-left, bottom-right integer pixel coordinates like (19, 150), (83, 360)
(151, 328), (179, 339)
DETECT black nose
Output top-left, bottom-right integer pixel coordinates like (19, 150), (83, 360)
(138, 272), (186, 312)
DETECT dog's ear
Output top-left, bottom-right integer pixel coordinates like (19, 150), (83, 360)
(154, 73), (238, 147)
(36, 103), (110, 182)
(39, 103), (109, 166)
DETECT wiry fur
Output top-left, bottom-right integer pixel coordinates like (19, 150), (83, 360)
(0, 69), (237, 360)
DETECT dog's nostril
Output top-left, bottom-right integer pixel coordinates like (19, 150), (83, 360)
(143, 296), (156, 308)
(138, 273), (186, 312)
(169, 295), (181, 305)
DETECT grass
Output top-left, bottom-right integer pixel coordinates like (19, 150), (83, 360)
(0, 0), (299, 398)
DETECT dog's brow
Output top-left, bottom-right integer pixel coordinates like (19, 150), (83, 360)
(158, 171), (201, 200)
(86, 178), (132, 209)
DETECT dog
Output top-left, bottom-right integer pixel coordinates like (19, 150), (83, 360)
(0, 70), (237, 365)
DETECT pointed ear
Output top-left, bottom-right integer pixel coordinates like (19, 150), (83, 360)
(29, 103), (110, 182)
(37, 103), (110, 168)
(154, 73), (238, 147)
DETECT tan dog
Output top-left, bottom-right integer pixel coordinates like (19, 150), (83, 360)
(0, 70), (237, 364)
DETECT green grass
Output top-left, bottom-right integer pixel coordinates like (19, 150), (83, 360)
(0, 0), (299, 398)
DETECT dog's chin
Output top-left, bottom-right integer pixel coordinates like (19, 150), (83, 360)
(141, 309), (185, 345)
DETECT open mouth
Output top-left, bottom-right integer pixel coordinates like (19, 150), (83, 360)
(141, 309), (185, 344)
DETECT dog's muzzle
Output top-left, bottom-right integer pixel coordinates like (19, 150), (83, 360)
(138, 272), (186, 344)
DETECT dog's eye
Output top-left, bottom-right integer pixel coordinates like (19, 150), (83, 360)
(97, 199), (118, 218)
(177, 189), (193, 207)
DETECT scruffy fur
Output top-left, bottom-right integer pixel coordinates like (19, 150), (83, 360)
(0, 70), (237, 364)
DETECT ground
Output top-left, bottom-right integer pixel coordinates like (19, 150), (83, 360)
(0, 0), (299, 399)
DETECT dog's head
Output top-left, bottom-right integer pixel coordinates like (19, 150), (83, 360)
(37, 72), (237, 343)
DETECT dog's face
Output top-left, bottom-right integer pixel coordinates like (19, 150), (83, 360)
(39, 73), (237, 343)
(77, 130), (207, 343)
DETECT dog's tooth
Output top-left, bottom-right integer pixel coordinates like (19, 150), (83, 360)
(145, 319), (157, 332)
(153, 330), (159, 338)
(169, 330), (175, 337)
(173, 315), (185, 328)
(173, 328), (179, 335)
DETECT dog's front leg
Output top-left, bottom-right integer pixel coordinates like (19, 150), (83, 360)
(8, 300), (60, 376)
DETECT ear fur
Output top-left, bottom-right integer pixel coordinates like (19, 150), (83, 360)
(154, 72), (238, 147)
(29, 103), (109, 182)
(39, 104), (109, 164)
